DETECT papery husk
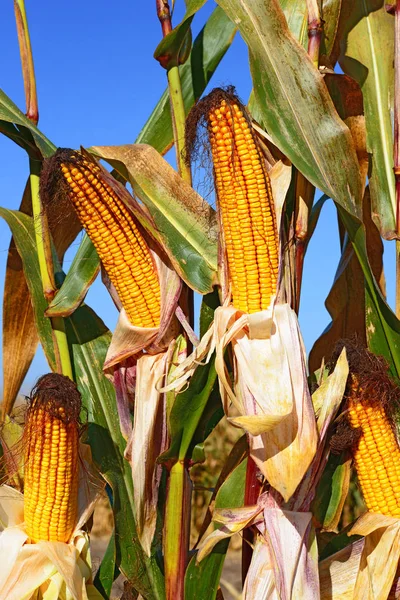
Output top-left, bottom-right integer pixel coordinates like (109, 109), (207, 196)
(124, 350), (171, 556)
(197, 493), (319, 600)
(288, 348), (349, 513)
(242, 535), (277, 600)
(196, 503), (264, 562)
(104, 250), (181, 369)
(319, 538), (364, 600)
(104, 246), (183, 557)
(165, 301), (317, 502)
(228, 303), (317, 501)
(263, 509), (319, 600)
(348, 512), (400, 600)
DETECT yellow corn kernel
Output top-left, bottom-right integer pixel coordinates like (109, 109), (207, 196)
(207, 95), (279, 313)
(59, 151), (160, 328)
(347, 376), (400, 518)
(24, 374), (81, 543)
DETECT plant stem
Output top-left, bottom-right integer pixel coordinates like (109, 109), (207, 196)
(15, 2), (73, 380)
(167, 67), (192, 183)
(156, 0), (192, 184)
(164, 460), (191, 600)
(306, 0), (323, 68)
(394, 0), (400, 317)
(30, 159), (73, 379)
(14, 0), (38, 124)
(241, 456), (261, 585)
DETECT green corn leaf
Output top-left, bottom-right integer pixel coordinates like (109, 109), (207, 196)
(0, 89), (56, 158)
(339, 208), (400, 380)
(312, 452), (351, 531)
(46, 234), (100, 317)
(218, 0), (363, 218)
(0, 208), (56, 371)
(278, 0), (308, 47)
(93, 532), (117, 599)
(137, 6), (236, 155)
(321, 0), (343, 60)
(184, 458), (247, 600)
(91, 144), (218, 294)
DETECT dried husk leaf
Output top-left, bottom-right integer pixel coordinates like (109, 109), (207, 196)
(319, 538), (364, 600)
(260, 508), (319, 600)
(349, 512), (400, 600)
(104, 251), (181, 369)
(124, 351), (170, 556)
(165, 301), (317, 502)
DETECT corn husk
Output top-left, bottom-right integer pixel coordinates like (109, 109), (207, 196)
(124, 349), (171, 556)
(167, 301), (317, 502)
(104, 240), (184, 556)
(197, 492), (319, 599)
(348, 512), (400, 600)
(319, 538), (364, 600)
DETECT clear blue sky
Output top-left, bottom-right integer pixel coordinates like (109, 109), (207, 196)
(0, 1), (395, 396)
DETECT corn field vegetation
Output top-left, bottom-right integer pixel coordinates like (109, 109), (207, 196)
(2, 0), (400, 599)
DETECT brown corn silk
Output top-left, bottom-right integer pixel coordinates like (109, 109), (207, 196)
(186, 89), (279, 313)
(42, 149), (161, 328)
(342, 345), (400, 518)
(24, 374), (81, 542)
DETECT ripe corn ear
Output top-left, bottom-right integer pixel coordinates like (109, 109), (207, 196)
(23, 374), (81, 543)
(207, 93), (279, 313)
(347, 376), (400, 518)
(59, 151), (160, 328)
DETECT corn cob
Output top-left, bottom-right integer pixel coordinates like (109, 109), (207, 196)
(45, 149), (161, 328)
(195, 90), (279, 313)
(334, 344), (400, 518)
(347, 376), (400, 518)
(24, 374), (81, 543)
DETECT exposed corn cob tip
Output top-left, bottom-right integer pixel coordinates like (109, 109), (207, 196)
(331, 343), (400, 518)
(40, 149), (161, 329)
(23, 373), (81, 543)
(185, 87), (279, 314)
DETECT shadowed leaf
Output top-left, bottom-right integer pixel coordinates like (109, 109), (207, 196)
(339, 0), (395, 238)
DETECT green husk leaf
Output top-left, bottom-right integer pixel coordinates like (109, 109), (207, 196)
(312, 452), (351, 531)
(46, 234), (100, 317)
(154, 0), (207, 69)
(219, 0), (363, 217)
(159, 356), (218, 463)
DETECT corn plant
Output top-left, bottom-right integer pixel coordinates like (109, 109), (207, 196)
(1, 0), (400, 599)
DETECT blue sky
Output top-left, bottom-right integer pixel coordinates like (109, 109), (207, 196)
(0, 1), (395, 396)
